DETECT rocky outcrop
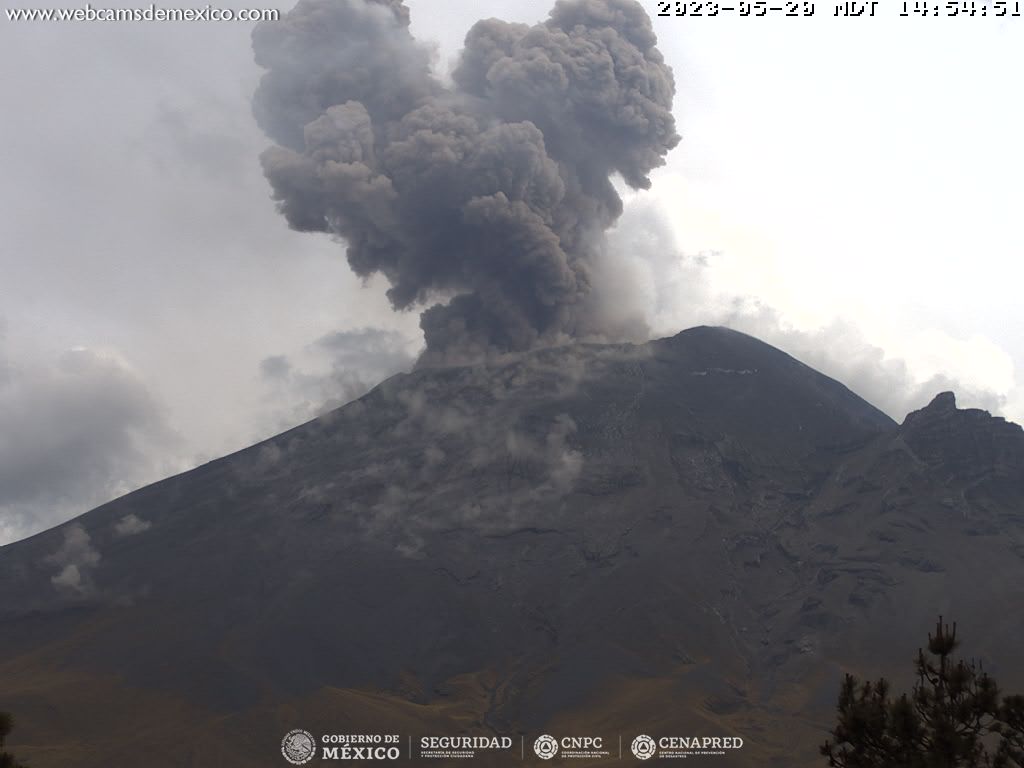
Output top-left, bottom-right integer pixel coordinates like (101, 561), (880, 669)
(901, 391), (1024, 511)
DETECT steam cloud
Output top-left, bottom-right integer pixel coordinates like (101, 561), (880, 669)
(47, 524), (101, 596)
(252, 0), (678, 364)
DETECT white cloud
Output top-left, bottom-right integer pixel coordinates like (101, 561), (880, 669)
(609, 198), (1022, 424)
(0, 340), (181, 545)
(114, 513), (152, 537)
(46, 524), (101, 596)
(259, 327), (420, 431)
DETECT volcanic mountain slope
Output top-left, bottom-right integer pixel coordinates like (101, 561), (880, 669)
(2, 326), (1023, 767)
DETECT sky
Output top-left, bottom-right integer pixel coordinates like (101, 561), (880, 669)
(1, 0), (1021, 544)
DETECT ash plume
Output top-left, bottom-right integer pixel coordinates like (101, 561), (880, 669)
(252, 0), (678, 364)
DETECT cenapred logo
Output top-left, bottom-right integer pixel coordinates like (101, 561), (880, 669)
(534, 734), (559, 760)
(631, 734), (657, 760)
(632, 734), (745, 760)
(281, 729), (316, 765)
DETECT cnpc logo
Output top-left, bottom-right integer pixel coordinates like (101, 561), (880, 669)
(534, 734), (605, 760)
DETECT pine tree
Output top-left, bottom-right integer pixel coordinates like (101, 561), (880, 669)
(0, 711), (27, 768)
(993, 694), (1024, 767)
(821, 618), (1023, 767)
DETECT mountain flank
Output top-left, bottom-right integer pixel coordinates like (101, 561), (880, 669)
(2, 326), (1022, 767)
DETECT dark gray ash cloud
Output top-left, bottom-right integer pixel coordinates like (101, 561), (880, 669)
(252, 0), (678, 364)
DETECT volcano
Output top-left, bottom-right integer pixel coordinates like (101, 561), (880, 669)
(2, 326), (1023, 767)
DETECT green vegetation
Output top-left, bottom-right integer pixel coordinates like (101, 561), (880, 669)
(822, 618), (1024, 767)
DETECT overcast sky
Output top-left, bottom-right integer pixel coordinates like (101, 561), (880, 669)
(1, 0), (1021, 544)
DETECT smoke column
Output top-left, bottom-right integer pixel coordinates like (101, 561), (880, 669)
(253, 0), (679, 364)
